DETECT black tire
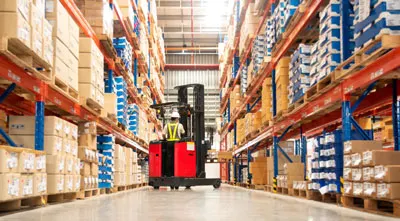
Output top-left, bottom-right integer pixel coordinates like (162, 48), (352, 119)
(170, 186), (175, 190)
(213, 181), (221, 189)
(185, 186), (191, 189)
(174, 186), (179, 190)
(154, 186), (160, 190)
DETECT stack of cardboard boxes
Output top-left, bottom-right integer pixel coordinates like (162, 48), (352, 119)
(261, 78), (272, 125)
(239, 3), (260, 54)
(45, 0), (79, 92)
(343, 140), (382, 197)
(9, 116), (80, 195)
(230, 85), (241, 111)
(236, 118), (245, 145)
(78, 122), (98, 190)
(249, 157), (268, 185)
(277, 163), (305, 189)
(114, 144), (127, 186)
(275, 57), (290, 114)
(244, 111), (262, 137)
(0, 146), (47, 201)
(78, 37), (105, 108)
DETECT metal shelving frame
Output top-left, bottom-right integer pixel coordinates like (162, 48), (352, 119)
(219, 0), (400, 184)
(0, 0), (166, 154)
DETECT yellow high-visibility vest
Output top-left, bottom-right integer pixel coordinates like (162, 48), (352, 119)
(167, 123), (180, 141)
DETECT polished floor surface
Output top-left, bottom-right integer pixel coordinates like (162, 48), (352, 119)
(0, 185), (396, 221)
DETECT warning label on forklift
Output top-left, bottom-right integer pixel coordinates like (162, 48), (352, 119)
(187, 142), (195, 151)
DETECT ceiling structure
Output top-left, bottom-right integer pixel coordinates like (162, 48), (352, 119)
(156, 0), (231, 49)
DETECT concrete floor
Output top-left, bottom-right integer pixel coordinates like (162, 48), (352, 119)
(0, 185), (397, 221)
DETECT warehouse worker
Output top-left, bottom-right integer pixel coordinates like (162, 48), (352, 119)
(163, 111), (185, 141)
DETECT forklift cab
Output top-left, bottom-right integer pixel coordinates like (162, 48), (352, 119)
(148, 84), (220, 189)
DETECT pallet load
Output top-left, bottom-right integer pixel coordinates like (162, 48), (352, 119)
(267, 141), (299, 186)
(77, 122), (98, 198)
(250, 34), (267, 78)
(127, 104), (140, 135)
(125, 147), (134, 185)
(0, 146), (47, 211)
(139, 108), (149, 144)
(79, 37), (105, 112)
(9, 116), (80, 199)
(244, 110), (262, 138)
(239, 3), (260, 55)
(75, 0), (113, 40)
(97, 135), (114, 189)
(373, 117), (393, 143)
(113, 76), (128, 126)
(289, 44), (311, 106)
(249, 157), (268, 185)
(236, 118), (245, 145)
(45, 0), (79, 100)
(240, 66), (249, 96)
(114, 144), (127, 187)
(113, 37), (133, 77)
(261, 78), (272, 125)
(277, 162), (305, 194)
(275, 57), (290, 116)
(230, 85), (241, 111)
(132, 151), (140, 184)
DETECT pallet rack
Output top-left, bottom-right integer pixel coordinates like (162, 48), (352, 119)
(219, 0), (400, 186)
(0, 0), (165, 154)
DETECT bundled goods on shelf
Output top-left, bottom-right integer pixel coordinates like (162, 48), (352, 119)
(279, 0), (301, 31)
(293, 180), (308, 191)
(265, 18), (275, 57)
(139, 23), (149, 66)
(0, 146), (47, 201)
(277, 162), (305, 189)
(140, 86), (153, 107)
(97, 135), (115, 189)
(0, 0), (55, 67)
(373, 117), (393, 143)
(267, 141), (300, 185)
(78, 122), (98, 190)
(261, 78), (272, 125)
(9, 116), (80, 194)
(114, 144), (129, 186)
(275, 57), (290, 115)
(240, 66), (249, 96)
(289, 44), (311, 104)
(114, 0), (137, 32)
(79, 37), (105, 108)
(45, 0), (80, 91)
(139, 160), (149, 183)
(354, 0), (400, 53)
(230, 85), (241, 110)
(75, 0), (114, 39)
(311, 1), (355, 84)
(309, 42), (320, 86)
(250, 157), (268, 185)
(127, 104), (140, 135)
(244, 110), (262, 137)
(115, 76), (128, 126)
(236, 118), (245, 144)
(101, 93), (118, 120)
(113, 37), (133, 75)
(239, 3), (260, 54)
(139, 108), (149, 144)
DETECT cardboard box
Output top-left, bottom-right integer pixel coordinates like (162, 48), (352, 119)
(375, 165), (400, 182)
(115, 144), (125, 160)
(68, 54), (79, 91)
(0, 173), (20, 200)
(64, 175), (74, 193)
(79, 68), (97, 85)
(46, 154), (65, 174)
(267, 154), (301, 174)
(9, 116), (63, 136)
(351, 153), (362, 167)
(11, 135), (63, 155)
(45, 0), (69, 45)
(285, 163), (304, 176)
(65, 155), (74, 175)
(0, 12), (31, 49)
(96, 89), (104, 108)
(19, 151), (36, 173)
(68, 16), (79, 58)
(351, 168), (362, 181)
(363, 182), (376, 198)
(377, 183), (400, 200)
(78, 134), (97, 150)
(90, 163), (98, 176)
(78, 147), (96, 162)
(47, 174), (64, 194)
(80, 161), (91, 176)
(362, 167), (374, 182)
(352, 182), (363, 197)
(33, 173), (47, 196)
(79, 83), (96, 101)
(0, 147), (19, 173)
(102, 93), (117, 117)
(344, 140), (382, 154)
(363, 150), (400, 166)
(114, 172), (126, 186)
(78, 122), (97, 135)
(42, 19), (54, 66)
(20, 175), (34, 197)
(73, 174), (80, 191)
(71, 140), (78, 157)
(74, 158), (81, 175)
(0, 0), (30, 20)
(63, 138), (71, 155)
(114, 159), (125, 172)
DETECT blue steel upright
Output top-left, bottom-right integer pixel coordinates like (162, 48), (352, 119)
(106, 70), (114, 93)
(272, 69), (277, 116)
(273, 136), (278, 177)
(133, 58), (138, 87)
(35, 96), (45, 151)
(393, 79), (400, 151)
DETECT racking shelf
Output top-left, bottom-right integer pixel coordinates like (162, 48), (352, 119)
(0, 0), (167, 154)
(220, 0), (400, 185)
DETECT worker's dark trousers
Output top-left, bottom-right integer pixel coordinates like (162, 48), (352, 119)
(162, 141), (175, 177)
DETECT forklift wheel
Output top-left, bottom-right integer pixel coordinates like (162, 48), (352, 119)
(154, 186), (160, 190)
(170, 186), (175, 190)
(213, 182), (221, 189)
(185, 186), (191, 189)
(174, 186), (179, 190)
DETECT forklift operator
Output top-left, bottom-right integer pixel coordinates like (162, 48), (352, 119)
(163, 111), (185, 141)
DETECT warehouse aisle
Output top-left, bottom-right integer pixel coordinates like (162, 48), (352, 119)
(0, 186), (395, 221)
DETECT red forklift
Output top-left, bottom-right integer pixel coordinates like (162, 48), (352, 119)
(149, 84), (221, 189)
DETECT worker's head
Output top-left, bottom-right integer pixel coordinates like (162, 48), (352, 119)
(171, 111), (180, 122)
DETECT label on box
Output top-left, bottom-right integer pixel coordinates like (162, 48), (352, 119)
(363, 182), (375, 196)
(374, 165), (385, 180)
(344, 168), (351, 180)
(39, 177), (46, 192)
(25, 154), (35, 170)
(8, 177), (19, 196)
(72, 127), (78, 140)
(187, 142), (195, 151)
(344, 141), (352, 153)
(363, 151), (372, 165)
(23, 178), (33, 195)
(363, 167), (374, 181)
(351, 153), (362, 167)
(58, 177), (64, 191)
(7, 152), (18, 169)
(353, 183), (363, 196)
(56, 122), (62, 132)
(387, 15), (400, 26)
(75, 160), (80, 174)
(387, 0), (400, 10)
(352, 169), (362, 181)
(56, 139), (62, 152)
(36, 155), (46, 170)
(67, 178), (73, 191)
(344, 182), (352, 194)
(64, 124), (70, 135)
(377, 183), (389, 198)
(59, 159), (64, 172)
(67, 159), (73, 172)
(18, 26), (30, 44)
(344, 155), (352, 167)
(75, 178), (80, 190)
(65, 142), (71, 153)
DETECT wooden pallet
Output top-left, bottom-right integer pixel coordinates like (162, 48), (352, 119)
(305, 72), (337, 102)
(99, 188), (106, 195)
(98, 34), (117, 60)
(240, 34), (255, 59)
(264, 185), (273, 192)
(293, 189), (307, 198)
(342, 195), (400, 218)
(273, 109), (288, 122)
(47, 192), (77, 203)
(0, 195), (46, 212)
(306, 190), (341, 204)
(50, 76), (79, 103)
(77, 189), (100, 200)
(277, 187), (289, 195)
(288, 96), (307, 113)
(0, 37), (52, 81)
(249, 184), (266, 190)
(80, 97), (102, 116)
(335, 35), (400, 81)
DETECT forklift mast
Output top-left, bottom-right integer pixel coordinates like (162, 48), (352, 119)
(175, 84), (207, 178)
